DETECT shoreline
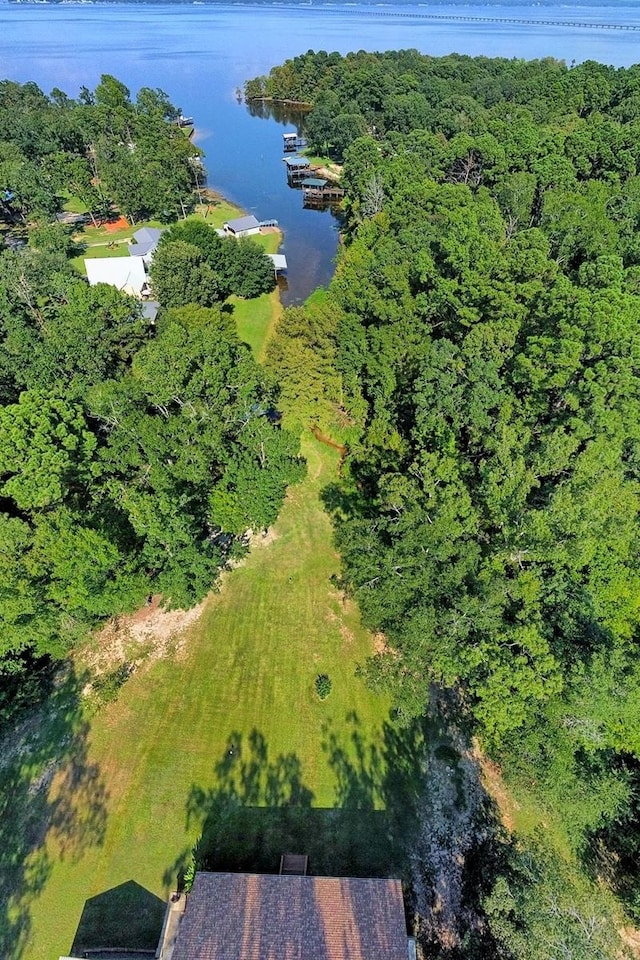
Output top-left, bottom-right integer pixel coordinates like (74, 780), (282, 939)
(247, 96), (312, 108)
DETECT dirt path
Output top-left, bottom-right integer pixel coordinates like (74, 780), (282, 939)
(310, 425), (347, 458)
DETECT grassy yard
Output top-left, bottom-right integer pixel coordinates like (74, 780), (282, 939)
(232, 233), (282, 361)
(7, 270), (414, 960)
(15, 436), (400, 960)
(192, 196), (243, 228)
(233, 290), (281, 362)
(70, 218), (163, 274)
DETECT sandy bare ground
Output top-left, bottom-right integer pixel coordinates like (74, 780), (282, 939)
(313, 162), (342, 182)
(83, 594), (207, 681)
(620, 926), (640, 958)
(473, 746), (520, 834)
(84, 527), (280, 680)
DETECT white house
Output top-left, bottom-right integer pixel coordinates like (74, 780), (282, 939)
(84, 256), (149, 298)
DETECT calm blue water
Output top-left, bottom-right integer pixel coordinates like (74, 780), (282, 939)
(1, 2), (639, 301)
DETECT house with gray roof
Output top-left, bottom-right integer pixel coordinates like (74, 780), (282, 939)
(159, 871), (413, 960)
(223, 215), (261, 238)
(128, 226), (163, 263)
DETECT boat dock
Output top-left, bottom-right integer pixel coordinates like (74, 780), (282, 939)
(281, 146), (345, 208)
(283, 132), (307, 152)
(283, 156), (311, 182)
(301, 177), (345, 205)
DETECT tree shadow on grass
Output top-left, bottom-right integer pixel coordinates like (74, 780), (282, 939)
(0, 663), (108, 959)
(184, 714), (426, 882)
(179, 700), (516, 959)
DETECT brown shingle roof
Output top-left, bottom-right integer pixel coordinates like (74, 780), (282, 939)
(171, 872), (408, 960)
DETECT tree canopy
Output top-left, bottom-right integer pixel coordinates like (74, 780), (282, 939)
(0, 75), (203, 224)
(251, 50), (640, 955)
(0, 76), (301, 690)
(149, 219), (275, 306)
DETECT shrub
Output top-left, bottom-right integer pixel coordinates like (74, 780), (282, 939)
(315, 673), (332, 700)
(92, 662), (132, 705)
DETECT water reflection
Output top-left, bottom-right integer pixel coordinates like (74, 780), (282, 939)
(245, 98), (312, 129)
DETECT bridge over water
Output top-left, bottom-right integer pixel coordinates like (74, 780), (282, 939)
(366, 11), (640, 31)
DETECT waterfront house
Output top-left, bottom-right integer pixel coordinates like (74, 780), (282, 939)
(128, 226), (163, 263)
(223, 215), (261, 237)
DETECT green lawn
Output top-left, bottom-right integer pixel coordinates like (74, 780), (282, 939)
(15, 433), (400, 960)
(7, 276), (414, 959)
(232, 233), (283, 360)
(191, 197), (243, 229)
(62, 194), (89, 214)
(232, 291), (281, 362)
(70, 241), (133, 273)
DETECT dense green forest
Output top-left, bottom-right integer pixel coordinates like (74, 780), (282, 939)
(0, 74), (203, 224)
(150, 219), (277, 304)
(0, 77), (303, 706)
(253, 51), (640, 957)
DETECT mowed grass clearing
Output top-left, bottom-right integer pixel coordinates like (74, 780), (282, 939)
(11, 204), (393, 960)
(232, 232), (283, 360)
(20, 443), (394, 958)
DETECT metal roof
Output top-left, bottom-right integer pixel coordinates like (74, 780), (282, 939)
(128, 240), (156, 258)
(84, 256), (147, 297)
(268, 253), (288, 271)
(133, 226), (163, 245)
(129, 227), (163, 259)
(284, 157), (310, 167)
(301, 178), (328, 187)
(141, 300), (160, 321)
(224, 215), (260, 232)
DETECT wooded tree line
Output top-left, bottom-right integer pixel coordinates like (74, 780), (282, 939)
(0, 79), (303, 707)
(0, 74), (203, 224)
(259, 51), (640, 956)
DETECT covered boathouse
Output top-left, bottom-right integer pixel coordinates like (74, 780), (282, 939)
(284, 155), (311, 182)
(301, 177), (345, 205)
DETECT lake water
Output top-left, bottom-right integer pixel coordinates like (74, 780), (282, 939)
(1, 1), (639, 302)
